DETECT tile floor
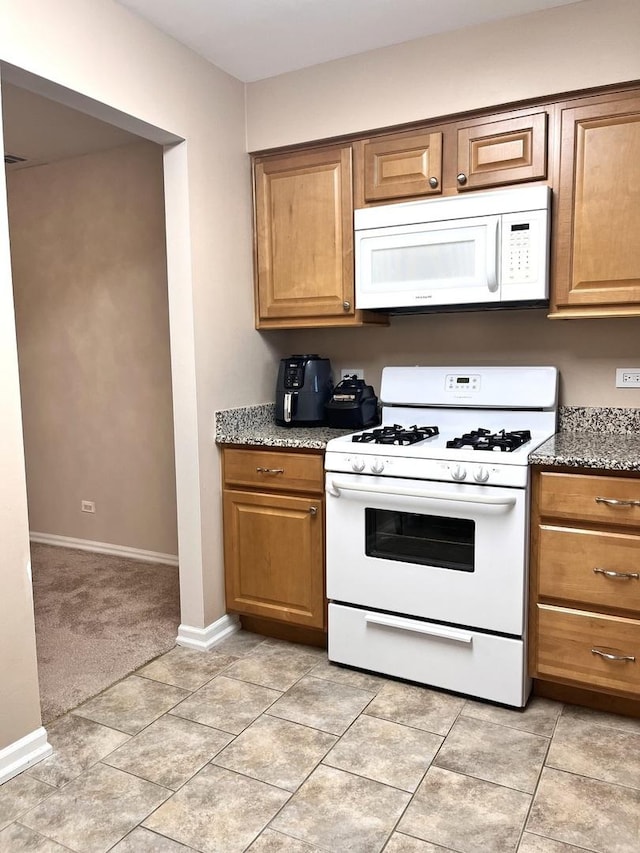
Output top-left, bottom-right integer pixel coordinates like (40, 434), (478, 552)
(1, 631), (640, 853)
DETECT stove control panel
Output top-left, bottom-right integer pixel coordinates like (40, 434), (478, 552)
(327, 452), (529, 488)
(446, 373), (480, 393)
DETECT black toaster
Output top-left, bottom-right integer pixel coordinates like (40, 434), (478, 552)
(325, 376), (379, 429)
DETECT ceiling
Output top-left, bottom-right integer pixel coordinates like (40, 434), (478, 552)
(2, 0), (583, 169)
(116, 0), (583, 82)
(2, 83), (141, 170)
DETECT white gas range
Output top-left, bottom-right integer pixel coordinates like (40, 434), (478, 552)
(324, 365), (558, 708)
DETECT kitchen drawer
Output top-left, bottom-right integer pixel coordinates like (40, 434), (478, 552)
(538, 524), (640, 614)
(536, 604), (640, 697)
(222, 448), (324, 494)
(538, 472), (640, 528)
(329, 603), (529, 707)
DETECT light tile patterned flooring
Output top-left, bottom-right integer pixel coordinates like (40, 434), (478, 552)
(1, 631), (640, 852)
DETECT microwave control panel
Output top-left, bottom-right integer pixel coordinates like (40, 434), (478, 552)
(500, 209), (548, 288)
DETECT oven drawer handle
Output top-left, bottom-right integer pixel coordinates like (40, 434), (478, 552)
(591, 648), (636, 663)
(595, 496), (640, 508)
(326, 478), (516, 506)
(365, 612), (473, 644)
(593, 567), (639, 580)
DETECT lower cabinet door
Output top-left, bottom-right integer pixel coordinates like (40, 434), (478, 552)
(223, 489), (325, 629)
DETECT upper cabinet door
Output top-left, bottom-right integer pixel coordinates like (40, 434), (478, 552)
(361, 132), (443, 202)
(456, 112), (548, 191)
(254, 145), (359, 328)
(552, 95), (640, 315)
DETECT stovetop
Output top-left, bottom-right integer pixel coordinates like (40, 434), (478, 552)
(324, 366), (559, 487)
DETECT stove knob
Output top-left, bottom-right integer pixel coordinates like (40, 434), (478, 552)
(351, 457), (365, 473)
(473, 466), (490, 483)
(370, 458), (385, 475)
(451, 464), (467, 481)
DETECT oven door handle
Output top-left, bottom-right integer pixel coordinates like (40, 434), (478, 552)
(365, 612), (473, 644)
(326, 477), (517, 506)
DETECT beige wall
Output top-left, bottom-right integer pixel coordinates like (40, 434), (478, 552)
(0, 0), (280, 752)
(247, 0), (640, 150)
(8, 141), (178, 555)
(284, 309), (640, 409)
(0, 96), (42, 748)
(247, 0), (640, 409)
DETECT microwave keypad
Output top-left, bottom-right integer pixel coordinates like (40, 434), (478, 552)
(505, 222), (536, 283)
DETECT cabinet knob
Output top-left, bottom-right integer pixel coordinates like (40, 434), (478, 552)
(343, 300), (351, 311)
(308, 505), (318, 516)
(457, 173), (468, 185)
(428, 176), (439, 188)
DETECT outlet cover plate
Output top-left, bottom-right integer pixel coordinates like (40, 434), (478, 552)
(340, 367), (364, 381)
(616, 368), (640, 388)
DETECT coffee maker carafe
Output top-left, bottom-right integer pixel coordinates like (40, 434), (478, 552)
(275, 355), (332, 427)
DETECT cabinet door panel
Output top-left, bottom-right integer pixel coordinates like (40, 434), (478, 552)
(362, 132), (443, 201)
(254, 146), (354, 322)
(223, 490), (325, 628)
(457, 112), (547, 190)
(553, 96), (640, 311)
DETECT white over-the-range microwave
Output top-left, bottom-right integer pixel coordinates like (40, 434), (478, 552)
(354, 185), (551, 313)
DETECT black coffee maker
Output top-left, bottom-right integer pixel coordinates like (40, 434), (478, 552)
(275, 355), (333, 426)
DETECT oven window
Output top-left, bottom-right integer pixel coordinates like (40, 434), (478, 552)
(365, 508), (475, 572)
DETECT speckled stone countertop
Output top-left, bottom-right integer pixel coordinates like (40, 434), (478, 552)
(216, 403), (640, 468)
(529, 406), (640, 471)
(215, 403), (353, 450)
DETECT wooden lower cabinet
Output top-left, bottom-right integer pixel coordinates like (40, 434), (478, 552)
(530, 468), (640, 704)
(222, 447), (325, 630)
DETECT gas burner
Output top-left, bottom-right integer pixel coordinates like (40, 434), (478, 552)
(352, 424), (440, 446)
(446, 428), (532, 452)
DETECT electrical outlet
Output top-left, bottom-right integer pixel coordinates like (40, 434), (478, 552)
(615, 368), (640, 388)
(81, 500), (96, 513)
(340, 367), (364, 381)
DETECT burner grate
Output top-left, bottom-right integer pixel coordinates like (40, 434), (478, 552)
(352, 424), (439, 446)
(446, 428), (532, 452)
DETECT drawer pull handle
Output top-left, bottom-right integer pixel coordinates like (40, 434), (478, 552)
(365, 612), (473, 644)
(591, 648), (636, 663)
(595, 496), (640, 508)
(256, 467), (285, 475)
(593, 567), (639, 580)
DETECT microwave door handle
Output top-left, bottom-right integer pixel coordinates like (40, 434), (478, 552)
(486, 217), (499, 292)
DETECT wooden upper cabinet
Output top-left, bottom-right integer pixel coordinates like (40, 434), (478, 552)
(253, 145), (385, 329)
(551, 94), (640, 316)
(359, 131), (443, 202)
(456, 112), (548, 191)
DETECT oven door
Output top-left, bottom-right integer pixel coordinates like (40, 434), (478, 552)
(325, 472), (528, 636)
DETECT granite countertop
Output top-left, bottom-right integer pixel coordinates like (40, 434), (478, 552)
(216, 403), (640, 470)
(215, 403), (353, 450)
(529, 406), (640, 471)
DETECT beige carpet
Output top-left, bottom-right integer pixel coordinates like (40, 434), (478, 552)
(31, 543), (180, 724)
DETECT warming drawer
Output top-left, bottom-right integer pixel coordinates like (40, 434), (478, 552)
(328, 603), (530, 707)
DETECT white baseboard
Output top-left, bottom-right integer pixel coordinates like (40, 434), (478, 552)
(177, 614), (240, 651)
(0, 727), (52, 785)
(29, 532), (178, 567)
